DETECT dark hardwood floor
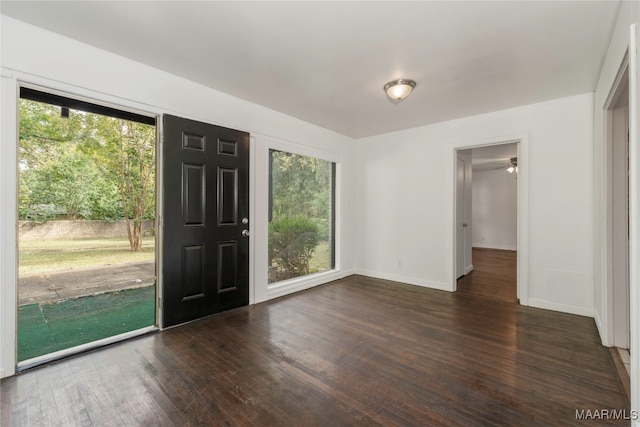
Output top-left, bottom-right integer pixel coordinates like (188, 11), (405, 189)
(1, 275), (628, 426)
(457, 248), (517, 302)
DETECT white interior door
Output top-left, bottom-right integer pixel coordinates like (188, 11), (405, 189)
(612, 101), (630, 349)
(456, 157), (466, 278)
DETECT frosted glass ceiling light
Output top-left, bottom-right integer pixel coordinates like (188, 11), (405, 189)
(384, 79), (416, 104)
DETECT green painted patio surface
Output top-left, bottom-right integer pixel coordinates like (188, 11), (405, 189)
(18, 286), (155, 361)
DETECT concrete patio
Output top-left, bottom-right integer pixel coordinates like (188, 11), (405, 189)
(18, 261), (155, 306)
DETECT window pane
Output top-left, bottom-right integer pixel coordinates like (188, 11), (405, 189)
(268, 149), (335, 283)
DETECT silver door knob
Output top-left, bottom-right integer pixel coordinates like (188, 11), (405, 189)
(242, 217), (249, 224)
(242, 229), (250, 237)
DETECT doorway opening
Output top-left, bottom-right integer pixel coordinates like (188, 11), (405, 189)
(604, 59), (630, 360)
(454, 142), (521, 303)
(17, 87), (157, 367)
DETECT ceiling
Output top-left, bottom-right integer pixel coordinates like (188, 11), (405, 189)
(0, 1), (621, 138)
(471, 143), (518, 172)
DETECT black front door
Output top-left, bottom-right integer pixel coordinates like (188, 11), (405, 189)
(162, 114), (249, 327)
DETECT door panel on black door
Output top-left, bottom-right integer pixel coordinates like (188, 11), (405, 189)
(218, 167), (238, 225)
(183, 163), (206, 225)
(162, 114), (249, 327)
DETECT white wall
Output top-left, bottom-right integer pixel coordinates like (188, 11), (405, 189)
(592, 1), (640, 423)
(0, 16), (356, 378)
(355, 92), (594, 317)
(472, 168), (518, 251)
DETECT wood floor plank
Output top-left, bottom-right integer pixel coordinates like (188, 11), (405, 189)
(1, 274), (629, 426)
(457, 247), (517, 302)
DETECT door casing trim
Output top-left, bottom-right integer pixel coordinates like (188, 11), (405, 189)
(452, 134), (529, 305)
(601, 51), (630, 348)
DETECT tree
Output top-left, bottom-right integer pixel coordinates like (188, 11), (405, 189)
(21, 148), (103, 220)
(91, 117), (155, 252)
(18, 100), (113, 221)
(270, 150), (332, 230)
(18, 99), (155, 251)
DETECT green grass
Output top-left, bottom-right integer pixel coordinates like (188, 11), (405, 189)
(19, 237), (155, 275)
(309, 241), (331, 273)
(18, 286), (156, 361)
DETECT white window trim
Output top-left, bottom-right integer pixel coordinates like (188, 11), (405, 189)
(253, 135), (343, 303)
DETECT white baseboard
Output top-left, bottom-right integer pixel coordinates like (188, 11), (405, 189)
(593, 310), (609, 346)
(340, 268), (356, 279)
(528, 298), (594, 318)
(464, 264), (474, 274)
(354, 269), (453, 292)
(266, 269), (349, 300)
(472, 243), (517, 251)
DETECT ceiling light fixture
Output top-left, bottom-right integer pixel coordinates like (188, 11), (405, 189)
(384, 79), (416, 105)
(507, 157), (518, 173)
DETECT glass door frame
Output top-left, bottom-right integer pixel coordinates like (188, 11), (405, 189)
(12, 80), (162, 372)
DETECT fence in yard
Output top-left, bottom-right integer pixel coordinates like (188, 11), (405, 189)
(19, 220), (155, 241)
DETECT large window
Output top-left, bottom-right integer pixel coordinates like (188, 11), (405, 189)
(268, 149), (335, 283)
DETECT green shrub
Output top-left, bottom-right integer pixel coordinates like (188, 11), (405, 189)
(269, 216), (319, 280)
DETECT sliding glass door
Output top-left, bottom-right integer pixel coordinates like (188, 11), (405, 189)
(17, 88), (157, 362)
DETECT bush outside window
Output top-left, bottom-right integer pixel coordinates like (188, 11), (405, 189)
(268, 150), (335, 283)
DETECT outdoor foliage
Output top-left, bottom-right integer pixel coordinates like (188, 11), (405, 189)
(268, 216), (319, 280)
(268, 150), (333, 282)
(270, 150), (333, 239)
(18, 99), (155, 251)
